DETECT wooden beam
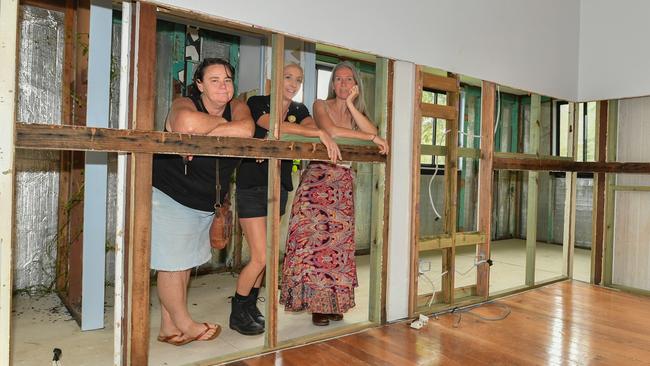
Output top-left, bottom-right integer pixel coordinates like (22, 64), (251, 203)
(592, 101), (607, 284)
(525, 94), (541, 286)
(422, 73), (460, 93)
(0, 0), (19, 363)
(265, 33), (283, 349)
(58, 0), (91, 324)
(127, 3), (156, 365)
(379, 59), (393, 323)
(419, 232), (486, 251)
(477, 81), (495, 298)
(420, 102), (457, 120)
(562, 103), (578, 278)
(369, 57), (389, 324)
(408, 66), (424, 317)
(441, 73), (459, 305)
(493, 156), (650, 173)
(420, 145), (480, 159)
(15, 123), (387, 163)
(603, 100), (618, 286)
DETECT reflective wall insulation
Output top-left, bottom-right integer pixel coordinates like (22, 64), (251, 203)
(14, 5), (64, 291)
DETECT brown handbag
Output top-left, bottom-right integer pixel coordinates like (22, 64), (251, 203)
(209, 159), (232, 250)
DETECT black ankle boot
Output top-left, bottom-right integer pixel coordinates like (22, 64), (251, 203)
(245, 287), (265, 327)
(230, 292), (264, 335)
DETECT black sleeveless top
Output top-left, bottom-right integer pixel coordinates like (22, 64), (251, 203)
(236, 95), (311, 192)
(152, 95), (240, 212)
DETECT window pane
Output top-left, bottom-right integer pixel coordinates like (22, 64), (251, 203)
(577, 103), (585, 161)
(422, 90), (435, 103)
(421, 117), (434, 145)
(421, 155), (433, 165)
(435, 119), (447, 146)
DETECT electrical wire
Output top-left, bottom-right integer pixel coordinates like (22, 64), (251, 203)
(493, 84), (501, 137)
(450, 301), (511, 328)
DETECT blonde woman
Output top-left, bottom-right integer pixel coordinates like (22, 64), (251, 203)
(280, 61), (388, 326)
(231, 63), (341, 335)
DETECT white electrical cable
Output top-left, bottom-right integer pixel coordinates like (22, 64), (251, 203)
(427, 129), (451, 220)
(494, 84), (501, 136)
(419, 270), (449, 307)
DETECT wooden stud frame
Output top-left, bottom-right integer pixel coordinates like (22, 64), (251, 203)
(603, 100), (618, 286)
(524, 95), (541, 286)
(264, 33), (284, 349)
(476, 81), (495, 298)
(408, 66), (424, 316)
(562, 103), (579, 278)
(0, 0), (19, 364)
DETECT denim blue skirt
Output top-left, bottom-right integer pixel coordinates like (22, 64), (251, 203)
(150, 187), (213, 271)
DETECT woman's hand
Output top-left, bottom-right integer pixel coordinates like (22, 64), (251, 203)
(372, 135), (389, 155)
(318, 130), (342, 163)
(346, 85), (359, 105)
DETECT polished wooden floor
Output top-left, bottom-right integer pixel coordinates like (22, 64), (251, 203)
(226, 281), (650, 365)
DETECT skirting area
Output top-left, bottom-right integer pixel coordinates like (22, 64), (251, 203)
(228, 281), (650, 365)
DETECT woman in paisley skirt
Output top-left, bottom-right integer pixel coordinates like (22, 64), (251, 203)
(279, 61), (389, 326)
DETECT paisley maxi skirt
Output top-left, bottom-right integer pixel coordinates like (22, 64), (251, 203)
(279, 162), (357, 314)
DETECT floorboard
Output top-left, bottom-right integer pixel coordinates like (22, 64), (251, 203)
(228, 281), (650, 366)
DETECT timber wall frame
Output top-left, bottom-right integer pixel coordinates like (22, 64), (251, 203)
(4, 1), (391, 364)
(409, 67), (650, 316)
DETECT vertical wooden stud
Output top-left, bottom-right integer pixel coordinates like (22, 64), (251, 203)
(477, 81), (495, 298)
(525, 94), (541, 286)
(369, 57), (389, 323)
(603, 100), (618, 286)
(441, 73), (459, 304)
(126, 3), (156, 365)
(265, 33), (284, 349)
(0, 0), (19, 363)
(408, 66), (423, 316)
(562, 103), (578, 278)
(591, 101), (607, 284)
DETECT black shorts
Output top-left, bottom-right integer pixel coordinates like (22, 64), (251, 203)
(236, 186), (289, 218)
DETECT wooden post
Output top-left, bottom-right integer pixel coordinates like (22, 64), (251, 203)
(57, 0), (91, 322)
(126, 3), (156, 365)
(525, 94), (541, 286)
(562, 103), (578, 278)
(265, 33), (284, 349)
(603, 100), (618, 286)
(441, 73), (459, 304)
(408, 66), (423, 316)
(0, 0), (19, 363)
(369, 57), (389, 323)
(477, 81), (495, 298)
(591, 101), (607, 284)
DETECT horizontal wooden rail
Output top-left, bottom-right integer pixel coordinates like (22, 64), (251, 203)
(15, 123), (387, 163)
(494, 155), (650, 173)
(612, 185), (650, 192)
(419, 232), (485, 251)
(422, 73), (460, 93)
(420, 145), (480, 159)
(420, 103), (457, 120)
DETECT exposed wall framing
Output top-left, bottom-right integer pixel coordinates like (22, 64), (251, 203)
(0, 0), (19, 363)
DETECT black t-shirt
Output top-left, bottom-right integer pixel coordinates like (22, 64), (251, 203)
(152, 95), (240, 212)
(236, 95), (311, 192)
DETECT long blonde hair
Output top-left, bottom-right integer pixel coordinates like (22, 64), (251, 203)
(326, 61), (367, 116)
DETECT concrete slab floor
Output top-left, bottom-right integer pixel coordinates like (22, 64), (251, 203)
(11, 242), (589, 365)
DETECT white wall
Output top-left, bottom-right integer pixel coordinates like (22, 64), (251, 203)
(156, 0), (581, 101)
(578, 0), (650, 102)
(386, 61), (415, 322)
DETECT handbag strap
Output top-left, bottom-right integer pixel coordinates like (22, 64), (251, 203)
(214, 158), (221, 213)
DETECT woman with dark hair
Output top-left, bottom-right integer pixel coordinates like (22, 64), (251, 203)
(280, 61), (388, 326)
(230, 63), (341, 335)
(151, 58), (254, 345)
